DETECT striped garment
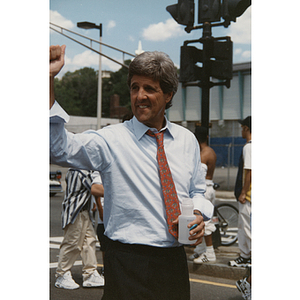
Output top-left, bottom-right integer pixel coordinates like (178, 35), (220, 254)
(61, 169), (93, 229)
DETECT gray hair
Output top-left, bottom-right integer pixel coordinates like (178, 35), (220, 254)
(127, 51), (178, 109)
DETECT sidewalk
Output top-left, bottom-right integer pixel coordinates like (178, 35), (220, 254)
(185, 245), (247, 280)
(185, 188), (248, 281)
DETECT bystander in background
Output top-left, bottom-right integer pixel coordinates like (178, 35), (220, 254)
(55, 169), (104, 289)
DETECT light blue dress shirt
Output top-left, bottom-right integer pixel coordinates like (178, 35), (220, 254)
(50, 101), (213, 247)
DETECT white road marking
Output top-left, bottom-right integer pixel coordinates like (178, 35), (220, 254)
(50, 260), (82, 269)
(50, 236), (64, 243)
(50, 243), (60, 249)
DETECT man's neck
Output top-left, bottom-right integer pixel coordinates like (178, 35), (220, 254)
(199, 142), (208, 151)
(246, 133), (251, 143)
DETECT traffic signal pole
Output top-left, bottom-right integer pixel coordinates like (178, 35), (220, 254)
(200, 22), (213, 130)
(166, 0), (251, 132)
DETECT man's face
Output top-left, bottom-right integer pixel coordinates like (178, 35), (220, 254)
(241, 125), (248, 138)
(130, 75), (172, 131)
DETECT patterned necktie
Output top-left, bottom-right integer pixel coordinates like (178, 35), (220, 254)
(146, 129), (181, 238)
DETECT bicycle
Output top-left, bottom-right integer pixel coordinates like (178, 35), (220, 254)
(212, 183), (239, 247)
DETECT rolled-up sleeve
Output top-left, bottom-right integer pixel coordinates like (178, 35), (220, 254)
(50, 101), (70, 123)
(91, 171), (102, 185)
(49, 101), (113, 172)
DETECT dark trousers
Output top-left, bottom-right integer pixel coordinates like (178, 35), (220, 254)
(102, 238), (190, 300)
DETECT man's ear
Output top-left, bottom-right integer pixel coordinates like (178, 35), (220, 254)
(165, 92), (173, 103)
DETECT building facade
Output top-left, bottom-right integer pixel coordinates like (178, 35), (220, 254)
(167, 61), (251, 166)
(167, 62), (251, 136)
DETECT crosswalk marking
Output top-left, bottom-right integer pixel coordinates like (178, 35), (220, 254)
(50, 260), (82, 269)
(50, 243), (60, 249)
(50, 236), (64, 243)
(50, 261), (104, 269)
(49, 236), (102, 268)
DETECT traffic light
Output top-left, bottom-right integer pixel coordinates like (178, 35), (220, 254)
(179, 37), (232, 83)
(211, 37), (232, 81)
(198, 0), (221, 23)
(167, 0), (250, 28)
(222, 0), (251, 26)
(166, 0), (194, 27)
(180, 45), (203, 82)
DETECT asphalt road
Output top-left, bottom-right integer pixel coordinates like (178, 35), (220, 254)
(49, 168), (242, 300)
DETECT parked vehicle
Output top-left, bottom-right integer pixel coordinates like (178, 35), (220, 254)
(50, 170), (63, 197)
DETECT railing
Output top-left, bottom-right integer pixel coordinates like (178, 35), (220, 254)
(210, 143), (244, 190)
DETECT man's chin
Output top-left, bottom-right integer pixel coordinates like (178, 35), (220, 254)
(134, 111), (149, 123)
(135, 115), (149, 126)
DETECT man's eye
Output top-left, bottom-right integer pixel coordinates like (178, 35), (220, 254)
(145, 87), (155, 92)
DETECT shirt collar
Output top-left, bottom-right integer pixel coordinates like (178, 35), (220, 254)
(132, 116), (174, 141)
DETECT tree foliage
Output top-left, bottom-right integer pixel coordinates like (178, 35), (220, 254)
(54, 67), (97, 116)
(54, 60), (131, 118)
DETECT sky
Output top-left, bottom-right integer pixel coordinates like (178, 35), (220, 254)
(49, 0), (251, 78)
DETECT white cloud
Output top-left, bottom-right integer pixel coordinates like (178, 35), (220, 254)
(142, 18), (185, 41)
(227, 8), (251, 44)
(102, 57), (123, 72)
(242, 50), (251, 59)
(50, 10), (75, 29)
(128, 35), (135, 42)
(56, 50), (122, 78)
(72, 50), (99, 67)
(234, 48), (243, 55)
(55, 51), (96, 77)
(107, 20), (116, 30)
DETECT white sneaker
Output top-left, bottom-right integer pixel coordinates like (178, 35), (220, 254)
(55, 271), (80, 290)
(194, 251), (216, 264)
(188, 253), (199, 261)
(236, 277), (251, 300)
(83, 270), (105, 287)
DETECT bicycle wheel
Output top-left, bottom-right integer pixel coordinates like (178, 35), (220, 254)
(214, 203), (239, 246)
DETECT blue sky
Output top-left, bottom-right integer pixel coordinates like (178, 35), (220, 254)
(50, 0), (251, 77)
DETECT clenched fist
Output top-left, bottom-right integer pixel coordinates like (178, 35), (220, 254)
(50, 45), (66, 78)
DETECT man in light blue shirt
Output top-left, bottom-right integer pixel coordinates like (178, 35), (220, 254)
(50, 45), (213, 300)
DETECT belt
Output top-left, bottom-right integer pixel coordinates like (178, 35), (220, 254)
(106, 238), (184, 257)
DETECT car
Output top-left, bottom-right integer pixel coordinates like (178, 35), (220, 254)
(50, 170), (63, 197)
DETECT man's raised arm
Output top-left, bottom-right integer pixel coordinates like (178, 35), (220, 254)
(49, 45), (66, 109)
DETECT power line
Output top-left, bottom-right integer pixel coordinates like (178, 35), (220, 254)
(50, 23), (136, 69)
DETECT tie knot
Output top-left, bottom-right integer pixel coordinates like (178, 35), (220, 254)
(146, 130), (164, 146)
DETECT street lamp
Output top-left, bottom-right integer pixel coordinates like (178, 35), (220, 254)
(77, 21), (103, 130)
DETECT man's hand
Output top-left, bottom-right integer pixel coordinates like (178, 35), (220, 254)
(173, 213), (205, 246)
(238, 192), (247, 204)
(238, 169), (251, 204)
(50, 45), (66, 78)
(50, 45), (66, 108)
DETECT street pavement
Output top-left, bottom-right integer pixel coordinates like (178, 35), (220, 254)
(50, 234), (243, 300)
(50, 165), (246, 299)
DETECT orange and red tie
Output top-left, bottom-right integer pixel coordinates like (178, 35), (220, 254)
(146, 130), (181, 238)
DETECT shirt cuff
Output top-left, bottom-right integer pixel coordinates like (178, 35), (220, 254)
(192, 196), (214, 221)
(50, 100), (70, 123)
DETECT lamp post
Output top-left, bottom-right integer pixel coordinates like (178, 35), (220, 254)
(77, 21), (103, 129)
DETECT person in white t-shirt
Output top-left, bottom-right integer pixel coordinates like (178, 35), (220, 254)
(229, 116), (252, 268)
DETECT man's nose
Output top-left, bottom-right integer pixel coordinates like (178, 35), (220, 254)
(137, 88), (147, 100)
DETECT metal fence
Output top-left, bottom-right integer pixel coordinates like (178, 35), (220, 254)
(210, 142), (244, 190)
